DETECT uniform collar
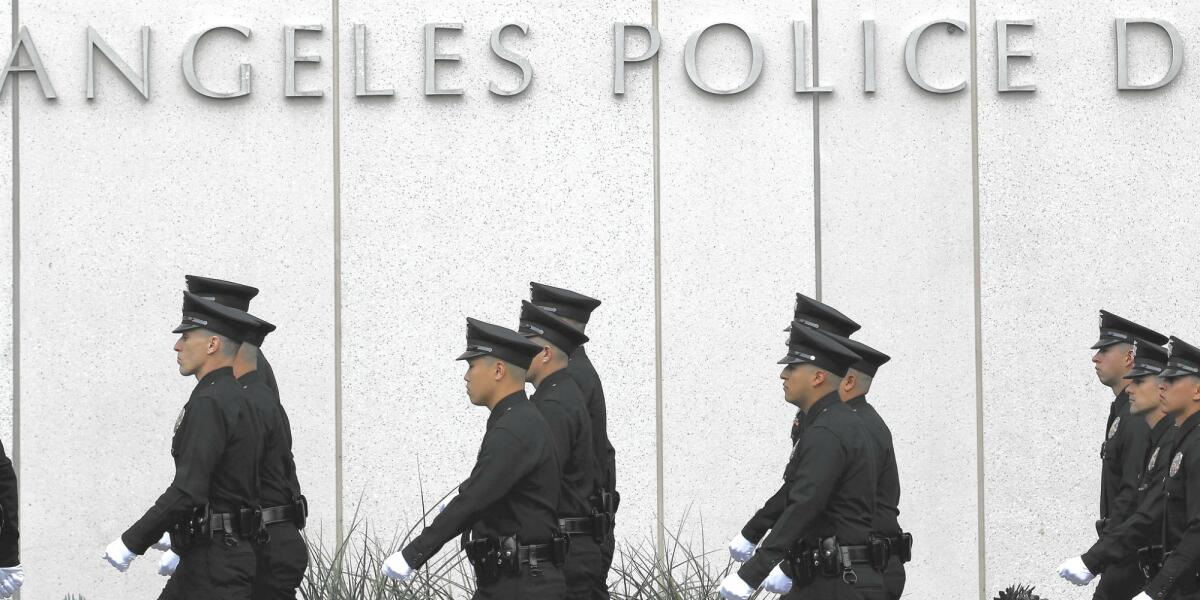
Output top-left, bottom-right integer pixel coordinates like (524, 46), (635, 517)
(1151, 416), (1175, 446)
(538, 367), (572, 390)
(487, 390), (528, 429)
(846, 395), (868, 408)
(237, 369), (262, 386)
(195, 366), (234, 389)
(804, 391), (842, 424)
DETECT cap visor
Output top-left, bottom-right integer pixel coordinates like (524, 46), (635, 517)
(1159, 367), (1194, 378)
(172, 323), (200, 334)
(1124, 367), (1161, 379)
(778, 355), (809, 365)
(1091, 338), (1121, 350)
(783, 326), (792, 332)
(455, 350), (488, 361)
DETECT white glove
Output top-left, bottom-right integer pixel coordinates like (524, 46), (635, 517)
(152, 531), (172, 551)
(728, 533), (756, 562)
(717, 572), (755, 600)
(382, 552), (416, 582)
(158, 550), (180, 576)
(1057, 556), (1095, 586)
(103, 538), (137, 572)
(763, 563), (793, 594)
(0, 565), (24, 598)
(1134, 594), (1152, 600)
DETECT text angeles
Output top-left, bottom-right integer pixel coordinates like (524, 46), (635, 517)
(0, 18), (1184, 100)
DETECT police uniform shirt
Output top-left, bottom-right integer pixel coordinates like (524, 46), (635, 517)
(737, 392), (878, 587)
(531, 368), (600, 518)
(1144, 411), (1200, 598)
(122, 367), (263, 553)
(741, 416), (808, 544)
(1102, 390), (1152, 531)
(402, 391), (562, 569)
(1083, 418), (1176, 573)
(847, 395), (902, 538)
(240, 369), (301, 507)
(566, 346), (616, 494)
(0, 440), (17, 567)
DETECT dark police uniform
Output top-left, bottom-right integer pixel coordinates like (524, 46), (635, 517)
(519, 302), (605, 599)
(1081, 339), (1171, 598)
(740, 294), (862, 549)
(0, 440), (17, 570)
(1143, 337), (1200, 600)
(402, 318), (566, 599)
(530, 282), (618, 588)
(238, 317), (309, 600)
(737, 323), (882, 600)
(123, 292), (264, 600)
(1092, 312), (1169, 600)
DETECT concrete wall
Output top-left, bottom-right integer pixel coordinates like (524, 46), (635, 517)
(0, 0), (1194, 598)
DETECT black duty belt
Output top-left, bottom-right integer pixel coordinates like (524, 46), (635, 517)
(840, 545), (873, 564)
(261, 504), (299, 526)
(209, 510), (255, 537)
(518, 543), (556, 565)
(559, 517), (595, 536)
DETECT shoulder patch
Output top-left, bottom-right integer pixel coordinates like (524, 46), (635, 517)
(1172, 452), (1184, 478)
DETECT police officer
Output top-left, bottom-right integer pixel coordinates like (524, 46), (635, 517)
(519, 301), (605, 598)
(103, 292), (264, 600)
(718, 323), (881, 600)
(529, 282), (618, 587)
(1074, 311), (1169, 599)
(0, 439), (22, 598)
(1133, 337), (1200, 600)
(727, 293), (861, 563)
(382, 318), (567, 599)
(1060, 337), (1172, 591)
(186, 275), (279, 394)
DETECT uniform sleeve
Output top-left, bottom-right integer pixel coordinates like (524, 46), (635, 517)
(1083, 476), (1164, 573)
(738, 427), (846, 587)
(122, 395), (228, 554)
(1111, 421), (1149, 527)
(740, 481), (789, 543)
(401, 427), (538, 569)
(1146, 450), (1200, 598)
(0, 440), (19, 567)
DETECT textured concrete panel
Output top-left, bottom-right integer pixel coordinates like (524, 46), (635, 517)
(976, 2), (1200, 598)
(0, 0), (12, 572)
(15, 4), (336, 598)
(658, 0), (817, 558)
(337, 0), (657, 566)
(819, 2), (978, 599)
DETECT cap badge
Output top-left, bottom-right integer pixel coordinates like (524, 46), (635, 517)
(536, 305), (558, 313)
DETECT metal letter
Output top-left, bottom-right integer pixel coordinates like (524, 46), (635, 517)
(1117, 18), (1183, 91)
(285, 25), (323, 97)
(87, 26), (150, 99)
(425, 23), (463, 96)
(863, 20), (876, 93)
(905, 19), (968, 94)
(489, 22), (532, 96)
(0, 26), (57, 99)
(685, 23), (763, 95)
(793, 21), (832, 94)
(183, 25), (251, 99)
(613, 23), (660, 95)
(997, 20), (1035, 92)
(354, 24), (393, 96)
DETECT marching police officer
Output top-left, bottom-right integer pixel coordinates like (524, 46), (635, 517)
(103, 292), (264, 600)
(1133, 337), (1200, 600)
(719, 323), (880, 600)
(186, 275), (279, 394)
(519, 301), (605, 598)
(1080, 311), (1168, 598)
(529, 282), (618, 586)
(1060, 337), (1172, 592)
(0, 439), (21, 598)
(382, 318), (567, 599)
(728, 293), (861, 563)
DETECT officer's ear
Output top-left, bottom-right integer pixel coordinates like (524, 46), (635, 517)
(491, 359), (507, 382)
(1123, 345), (1136, 368)
(1190, 377), (1200, 402)
(812, 368), (828, 387)
(205, 335), (221, 357)
(841, 372), (857, 393)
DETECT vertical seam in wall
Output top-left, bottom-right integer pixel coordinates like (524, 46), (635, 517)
(651, 0), (665, 565)
(9, 0), (18, 557)
(970, 1), (987, 598)
(332, 0), (344, 544)
(811, 0), (822, 301)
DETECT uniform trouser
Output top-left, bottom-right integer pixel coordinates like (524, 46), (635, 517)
(158, 535), (256, 600)
(1093, 559), (1146, 600)
(251, 523), (309, 600)
(564, 534), (608, 600)
(473, 563), (566, 600)
(881, 556), (906, 600)
(785, 563), (887, 600)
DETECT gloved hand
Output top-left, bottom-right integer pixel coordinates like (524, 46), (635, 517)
(158, 550), (180, 576)
(103, 538), (137, 572)
(763, 563), (792, 594)
(0, 565), (24, 598)
(1133, 594), (1152, 600)
(717, 572), (755, 600)
(1057, 556), (1095, 585)
(152, 531), (172, 551)
(382, 552), (416, 582)
(728, 533), (756, 562)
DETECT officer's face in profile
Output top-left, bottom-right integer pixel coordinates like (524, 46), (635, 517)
(464, 357), (499, 406)
(174, 329), (213, 376)
(1093, 344), (1134, 387)
(1159, 376), (1200, 416)
(780, 363), (822, 406)
(524, 339), (553, 383)
(1129, 375), (1164, 415)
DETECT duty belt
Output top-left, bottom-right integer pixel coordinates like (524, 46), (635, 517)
(261, 504), (299, 526)
(558, 517), (596, 536)
(787, 536), (876, 586)
(462, 535), (570, 585)
(869, 532), (913, 568)
(209, 508), (260, 538)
